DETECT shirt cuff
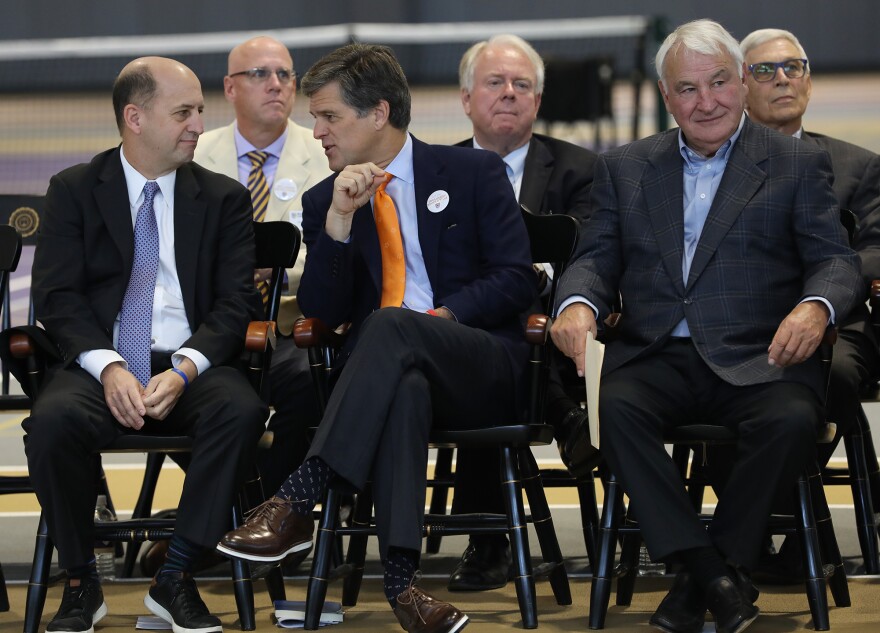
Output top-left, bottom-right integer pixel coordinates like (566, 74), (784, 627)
(173, 348), (210, 376)
(77, 349), (127, 384)
(801, 296), (836, 324)
(557, 295), (600, 319)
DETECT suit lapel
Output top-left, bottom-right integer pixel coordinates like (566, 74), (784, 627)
(686, 119), (766, 287)
(267, 132), (314, 218)
(411, 136), (448, 285)
(352, 197), (382, 295)
(94, 149), (135, 278)
(519, 136), (552, 214)
(197, 124), (238, 178)
(645, 133), (687, 294)
(173, 164), (207, 324)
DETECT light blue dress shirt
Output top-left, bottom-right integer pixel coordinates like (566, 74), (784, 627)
(234, 123), (288, 187)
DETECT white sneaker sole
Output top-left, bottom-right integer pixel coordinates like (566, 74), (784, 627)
(215, 539), (311, 562)
(448, 614), (469, 633)
(144, 593), (222, 633)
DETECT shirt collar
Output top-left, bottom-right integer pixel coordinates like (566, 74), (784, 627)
(793, 126), (804, 139)
(678, 112), (746, 166)
(384, 133), (414, 184)
(233, 122), (288, 158)
(119, 145), (176, 205)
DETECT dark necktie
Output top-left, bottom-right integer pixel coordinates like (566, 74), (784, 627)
(246, 150), (270, 305)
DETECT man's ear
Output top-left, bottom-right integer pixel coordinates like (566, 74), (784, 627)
(461, 88), (472, 117)
(123, 104), (142, 135)
(373, 99), (390, 129)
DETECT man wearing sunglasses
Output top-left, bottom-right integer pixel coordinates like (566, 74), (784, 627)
(193, 36), (332, 507)
(738, 27), (880, 582)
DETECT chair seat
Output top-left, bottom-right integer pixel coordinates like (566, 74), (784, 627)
(104, 435), (194, 453)
(429, 424), (554, 447)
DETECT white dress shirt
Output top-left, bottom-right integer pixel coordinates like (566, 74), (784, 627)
(76, 147), (210, 383)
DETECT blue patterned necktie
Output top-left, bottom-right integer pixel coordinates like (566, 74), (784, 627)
(118, 181), (160, 386)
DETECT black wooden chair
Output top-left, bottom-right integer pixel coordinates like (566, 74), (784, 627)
(424, 207), (602, 567)
(588, 329), (851, 631)
(0, 223), (26, 612)
(291, 207), (577, 630)
(10, 220), (300, 633)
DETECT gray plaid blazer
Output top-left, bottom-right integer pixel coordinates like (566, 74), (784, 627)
(556, 116), (862, 395)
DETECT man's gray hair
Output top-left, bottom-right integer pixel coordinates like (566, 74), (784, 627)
(655, 19), (743, 88)
(459, 34), (545, 94)
(740, 28), (809, 75)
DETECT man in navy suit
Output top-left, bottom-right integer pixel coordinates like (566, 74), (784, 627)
(551, 20), (860, 633)
(24, 57), (267, 633)
(217, 43), (536, 632)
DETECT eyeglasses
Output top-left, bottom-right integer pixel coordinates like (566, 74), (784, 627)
(747, 58), (808, 82)
(228, 67), (295, 84)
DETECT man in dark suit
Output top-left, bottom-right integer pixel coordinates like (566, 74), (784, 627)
(23, 57), (268, 633)
(216, 43), (536, 632)
(551, 20), (861, 633)
(449, 33), (599, 592)
(736, 26), (880, 581)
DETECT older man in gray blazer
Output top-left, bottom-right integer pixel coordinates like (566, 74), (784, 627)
(551, 19), (860, 633)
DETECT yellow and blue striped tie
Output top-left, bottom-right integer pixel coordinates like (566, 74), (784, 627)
(246, 150), (270, 305)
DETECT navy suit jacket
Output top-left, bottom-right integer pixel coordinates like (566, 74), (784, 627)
(557, 117), (861, 395)
(298, 134), (537, 375)
(33, 147), (260, 368)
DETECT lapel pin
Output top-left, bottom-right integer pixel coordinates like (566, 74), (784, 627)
(427, 190), (449, 213)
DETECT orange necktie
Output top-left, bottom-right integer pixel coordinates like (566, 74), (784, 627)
(374, 175), (406, 307)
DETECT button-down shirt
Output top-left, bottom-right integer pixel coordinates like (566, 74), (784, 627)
(77, 147), (210, 383)
(234, 123), (287, 187)
(473, 137), (529, 200)
(376, 134), (434, 313)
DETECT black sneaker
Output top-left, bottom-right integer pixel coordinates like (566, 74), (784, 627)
(144, 572), (222, 633)
(47, 576), (108, 633)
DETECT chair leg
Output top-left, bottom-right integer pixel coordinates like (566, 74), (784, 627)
(518, 448), (571, 605)
(577, 475), (600, 573)
(808, 466), (850, 608)
(122, 452), (167, 577)
(795, 470), (831, 631)
(229, 504), (256, 631)
(425, 447), (453, 554)
(264, 567), (287, 604)
(24, 513), (53, 633)
(615, 526), (640, 607)
(0, 560), (9, 612)
(851, 408), (880, 574)
(305, 487), (340, 630)
(589, 472), (623, 630)
(500, 446), (537, 629)
(342, 486), (373, 607)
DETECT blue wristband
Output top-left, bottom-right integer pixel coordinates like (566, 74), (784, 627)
(168, 367), (189, 390)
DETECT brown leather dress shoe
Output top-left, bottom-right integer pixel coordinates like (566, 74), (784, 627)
(216, 497), (314, 562)
(394, 584), (468, 633)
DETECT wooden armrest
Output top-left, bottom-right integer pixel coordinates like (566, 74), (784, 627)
(293, 317), (348, 350)
(9, 331), (36, 359)
(525, 314), (549, 345)
(245, 321), (276, 353)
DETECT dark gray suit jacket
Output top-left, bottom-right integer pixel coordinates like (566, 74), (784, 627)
(802, 131), (880, 339)
(557, 117), (862, 395)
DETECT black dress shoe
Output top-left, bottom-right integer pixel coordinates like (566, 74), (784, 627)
(649, 571), (705, 633)
(447, 540), (511, 592)
(705, 576), (759, 633)
(556, 407), (601, 478)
